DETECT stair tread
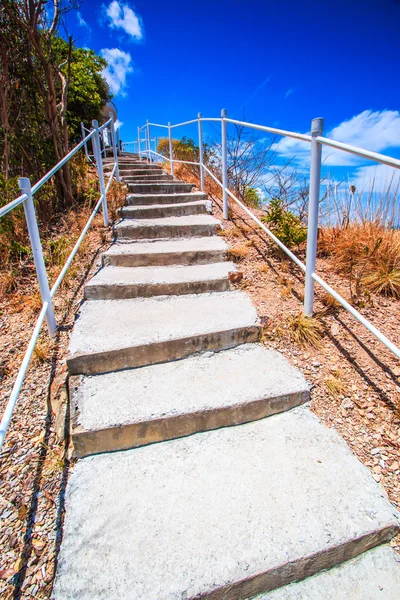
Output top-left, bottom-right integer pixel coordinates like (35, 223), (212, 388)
(52, 408), (399, 600)
(127, 191), (206, 200)
(121, 200), (208, 211)
(71, 343), (309, 439)
(68, 290), (258, 360)
(86, 262), (235, 287)
(257, 545), (400, 599)
(114, 214), (221, 228)
(103, 237), (228, 256)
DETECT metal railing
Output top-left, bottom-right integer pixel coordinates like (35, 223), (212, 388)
(126, 110), (400, 362)
(0, 113), (121, 450)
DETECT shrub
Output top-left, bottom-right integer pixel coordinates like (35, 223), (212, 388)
(261, 198), (307, 248)
(243, 186), (262, 209)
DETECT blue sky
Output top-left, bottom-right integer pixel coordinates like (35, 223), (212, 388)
(66, 0), (400, 194)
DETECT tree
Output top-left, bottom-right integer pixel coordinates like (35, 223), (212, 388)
(0, 1), (110, 208)
(52, 38), (111, 141)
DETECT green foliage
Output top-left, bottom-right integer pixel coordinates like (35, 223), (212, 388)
(243, 186), (262, 209)
(262, 198), (307, 248)
(157, 136), (213, 164)
(0, 10), (110, 179)
(53, 38), (111, 140)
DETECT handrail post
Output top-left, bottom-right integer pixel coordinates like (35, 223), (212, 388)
(18, 178), (57, 337)
(81, 122), (90, 161)
(304, 117), (324, 316)
(198, 112), (205, 191)
(168, 122), (174, 176)
(109, 112), (120, 183)
(221, 108), (229, 219)
(146, 120), (152, 164)
(92, 120), (109, 226)
(137, 126), (142, 162)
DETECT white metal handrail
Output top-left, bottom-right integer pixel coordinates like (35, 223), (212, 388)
(0, 113), (121, 451)
(127, 110), (400, 363)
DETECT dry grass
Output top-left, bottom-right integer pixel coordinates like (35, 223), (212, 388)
(318, 223), (400, 299)
(320, 291), (342, 310)
(257, 263), (269, 274)
(284, 312), (324, 348)
(227, 243), (251, 261)
(325, 372), (348, 397)
(0, 161), (126, 306)
(33, 337), (53, 364)
(362, 266), (400, 299)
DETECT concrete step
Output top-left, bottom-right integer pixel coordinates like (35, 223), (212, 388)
(84, 262), (235, 300)
(128, 182), (194, 194)
(104, 166), (163, 173)
(70, 343), (310, 457)
(126, 191), (207, 206)
(111, 168), (165, 176)
(102, 237), (229, 267)
(256, 545), (400, 599)
(114, 215), (222, 240)
(52, 408), (399, 600)
(123, 174), (174, 181)
(67, 291), (260, 375)
(119, 200), (209, 219)
(124, 178), (176, 184)
(103, 158), (140, 165)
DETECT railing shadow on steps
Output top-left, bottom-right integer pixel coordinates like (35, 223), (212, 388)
(123, 112), (400, 363)
(0, 114), (121, 450)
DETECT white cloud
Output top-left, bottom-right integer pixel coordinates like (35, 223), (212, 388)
(352, 164), (400, 195)
(105, 1), (143, 40)
(272, 109), (400, 168)
(77, 11), (91, 30)
(284, 88), (294, 99)
(100, 48), (133, 96)
(115, 118), (124, 130)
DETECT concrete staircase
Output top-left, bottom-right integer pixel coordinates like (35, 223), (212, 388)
(53, 155), (400, 599)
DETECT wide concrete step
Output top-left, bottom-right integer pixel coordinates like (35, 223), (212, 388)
(128, 182), (194, 194)
(124, 177), (176, 184)
(114, 214), (221, 240)
(102, 237), (229, 267)
(112, 168), (165, 176)
(84, 262), (235, 300)
(123, 173), (174, 181)
(52, 408), (399, 600)
(70, 343), (310, 457)
(119, 200), (209, 219)
(126, 191), (207, 206)
(67, 291), (259, 375)
(256, 545), (400, 599)
(103, 159), (140, 165)
(104, 166), (164, 173)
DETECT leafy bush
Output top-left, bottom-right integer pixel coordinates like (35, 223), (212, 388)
(243, 186), (262, 209)
(261, 198), (307, 248)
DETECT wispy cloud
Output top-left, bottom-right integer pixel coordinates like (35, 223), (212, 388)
(104, 1), (143, 40)
(272, 109), (400, 168)
(100, 48), (134, 96)
(77, 11), (91, 30)
(241, 75), (271, 109)
(284, 88), (294, 99)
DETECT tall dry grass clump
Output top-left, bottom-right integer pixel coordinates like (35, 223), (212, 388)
(319, 222), (400, 299)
